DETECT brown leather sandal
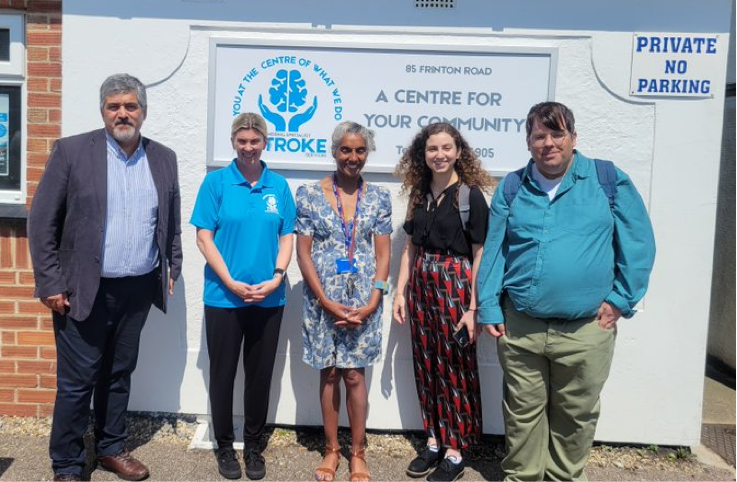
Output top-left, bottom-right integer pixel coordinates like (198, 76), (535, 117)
(314, 445), (341, 482)
(349, 446), (370, 482)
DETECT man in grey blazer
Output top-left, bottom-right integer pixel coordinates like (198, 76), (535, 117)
(28, 73), (182, 482)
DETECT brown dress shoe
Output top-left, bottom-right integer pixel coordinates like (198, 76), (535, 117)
(97, 449), (150, 481)
(53, 474), (81, 481)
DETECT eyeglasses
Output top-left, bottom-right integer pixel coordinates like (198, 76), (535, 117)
(338, 146), (368, 156)
(529, 131), (568, 147)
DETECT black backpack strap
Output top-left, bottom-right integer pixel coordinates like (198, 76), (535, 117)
(594, 159), (617, 208)
(458, 183), (471, 232)
(503, 167), (525, 206)
(501, 161), (615, 209)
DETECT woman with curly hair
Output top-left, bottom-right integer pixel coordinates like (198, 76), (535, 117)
(392, 123), (495, 482)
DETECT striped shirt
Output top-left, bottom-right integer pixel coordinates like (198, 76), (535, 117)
(101, 132), (159, 277)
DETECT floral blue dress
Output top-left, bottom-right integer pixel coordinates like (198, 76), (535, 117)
(295, 181), (392, 369)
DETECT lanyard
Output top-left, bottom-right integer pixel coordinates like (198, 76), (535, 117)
(332, 173), (363, 264)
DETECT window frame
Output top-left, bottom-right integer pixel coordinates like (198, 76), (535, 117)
(0, 13), (25, 206)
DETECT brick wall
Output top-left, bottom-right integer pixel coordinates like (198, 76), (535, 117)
(0, 0), (62, 417)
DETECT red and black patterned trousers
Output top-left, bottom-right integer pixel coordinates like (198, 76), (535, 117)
(406, 249), (483, 450)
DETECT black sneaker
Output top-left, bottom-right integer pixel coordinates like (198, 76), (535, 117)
(244, 449), (266, 480)
(426, 457), (465, 482)
(406, 447), (441, 477)
(216, 447), (242, 479)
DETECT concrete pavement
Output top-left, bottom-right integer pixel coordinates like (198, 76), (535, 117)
(0, 372), (736, 482)
(0, 424), (734, 481)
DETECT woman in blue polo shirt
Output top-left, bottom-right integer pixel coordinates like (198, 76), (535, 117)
(191, 112), (296, 481)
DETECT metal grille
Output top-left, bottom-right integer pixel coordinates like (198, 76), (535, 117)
(415, 0), (455, 8)
(702, 424), (736, 467)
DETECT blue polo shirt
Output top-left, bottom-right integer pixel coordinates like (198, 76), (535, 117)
(190, 160), (296, 308)
(477, 151), (656, 324)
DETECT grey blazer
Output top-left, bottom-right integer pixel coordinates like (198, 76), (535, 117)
(28, 128), (182, 321)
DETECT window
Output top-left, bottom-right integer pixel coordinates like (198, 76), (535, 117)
(0, 29), (11, 61)
(0, 14), (24, 206)
(0, 85), (21, 193)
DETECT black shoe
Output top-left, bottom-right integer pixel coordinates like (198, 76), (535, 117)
(426, 457), (465, 482)
(216, 448), (242, 479)
(406, 447), (441, 477)
(244, 449), (266, 480)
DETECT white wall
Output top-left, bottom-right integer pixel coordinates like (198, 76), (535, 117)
(61, 0), (733, 446)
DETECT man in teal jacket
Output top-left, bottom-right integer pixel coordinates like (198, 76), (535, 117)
(477, 102), (656, 481)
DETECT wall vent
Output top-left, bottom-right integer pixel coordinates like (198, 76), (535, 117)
(415, 0), (455, 8)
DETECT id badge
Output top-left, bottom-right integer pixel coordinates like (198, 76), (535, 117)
(336, 258), (356, 274)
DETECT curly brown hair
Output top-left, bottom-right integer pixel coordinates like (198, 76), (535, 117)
(394, 123), (496, 219)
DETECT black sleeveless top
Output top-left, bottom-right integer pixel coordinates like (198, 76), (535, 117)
(403, 182), (489, 257)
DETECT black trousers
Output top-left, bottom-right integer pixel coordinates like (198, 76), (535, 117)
(50, 271), (156, 476)
(205, 305), (284, 452)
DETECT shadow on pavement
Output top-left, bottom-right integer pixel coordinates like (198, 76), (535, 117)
(79, 412), (199, 480)
(0, 459), (12, 478)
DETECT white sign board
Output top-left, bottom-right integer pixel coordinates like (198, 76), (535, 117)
(630, 33), (723, 98)
(208, 40), (555, 173)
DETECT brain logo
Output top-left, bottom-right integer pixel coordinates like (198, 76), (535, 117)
(258, 69), (318, 133)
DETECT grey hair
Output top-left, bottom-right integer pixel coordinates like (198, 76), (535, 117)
(330, 121), (376, 157)
(99, 73), (147, 112)
(231, 112), (269, 141)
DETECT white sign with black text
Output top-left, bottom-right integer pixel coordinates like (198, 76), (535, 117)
(208, 40), (555, 173)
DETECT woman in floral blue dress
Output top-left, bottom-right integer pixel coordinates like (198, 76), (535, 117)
(296, 121), (392, 482)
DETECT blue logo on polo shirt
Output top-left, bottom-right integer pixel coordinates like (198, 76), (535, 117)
(263, 194), (279, 214)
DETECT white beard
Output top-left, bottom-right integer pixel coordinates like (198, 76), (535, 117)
(113, 125), (137, 143)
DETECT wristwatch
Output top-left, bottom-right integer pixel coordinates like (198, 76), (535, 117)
(273, 268), (285, 279)
(374, 279), (390, 294)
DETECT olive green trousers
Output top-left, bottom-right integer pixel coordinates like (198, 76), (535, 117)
(497, 301), (616, 481)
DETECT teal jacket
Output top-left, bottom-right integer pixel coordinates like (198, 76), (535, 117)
(477, 151), (656, 324)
